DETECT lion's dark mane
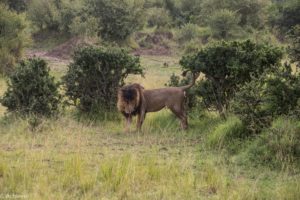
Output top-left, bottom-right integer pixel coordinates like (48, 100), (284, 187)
(120, 85), (142, 117)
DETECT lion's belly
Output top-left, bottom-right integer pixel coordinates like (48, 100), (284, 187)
(146, 103), (166, 112)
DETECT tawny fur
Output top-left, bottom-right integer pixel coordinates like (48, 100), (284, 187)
(117, 73), (199, 132)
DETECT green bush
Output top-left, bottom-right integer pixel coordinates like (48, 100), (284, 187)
(232, 68), (300, 133)
(182, 39), (201, 54)
(69, 16), (98, 38)
(146, 7), (172, 28)
(2, 0), (28, 12)
(287, 25), (300, 68)
(0, 4), (29, 75)
(88, 0), (145, 42)
(164, 0), (202, 26)
(62, 46), (144, 113)
(269, 0), (300, 34)
(200, 0), (268, 27)
(27, 0), (86, 34)
(206, 116), (245, 153)
(0, 58), (61, 116)
(245, 118), (300, 170)
(27, 0), (61, 31)
(209, 9), (240, 39)
(176, 23), (201, 44)
(180, 40), (283, 116)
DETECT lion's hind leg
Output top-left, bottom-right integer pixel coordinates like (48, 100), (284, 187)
(169, 103), (188, 130)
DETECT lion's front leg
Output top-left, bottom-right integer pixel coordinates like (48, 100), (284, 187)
(136, 111), (146, 132)
(125, 115), (132, 133)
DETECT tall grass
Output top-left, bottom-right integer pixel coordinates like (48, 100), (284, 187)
(0, 57), (300, 199)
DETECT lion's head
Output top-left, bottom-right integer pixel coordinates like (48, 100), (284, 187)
(117, 83), (144, 116)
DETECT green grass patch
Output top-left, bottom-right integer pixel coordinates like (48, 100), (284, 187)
(241, 117), (300, 171)
(206, 116), (246, 153)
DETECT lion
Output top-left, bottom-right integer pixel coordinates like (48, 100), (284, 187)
(117, 72), (199, 132)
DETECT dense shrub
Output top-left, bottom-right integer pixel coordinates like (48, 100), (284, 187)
(269, 0), (300, 34)
(180, 40), (283, 116)
(63, 46), (144, 113)
(182, 39), (201, 54)
(69, 16), (98, 37)
(200, 0), (268, 27)
(176, 23), (201, 44)
(209, 9), (240, 39)
(232, 67), (300, 133)
(287, 25), (300, 68)
(0, 4), (29, 75)
(164, 0), (202, 26)
(2, 0), (28, 12)
(27, 0), (87, 34)
(245, 118), (300, 170)
(146, 7), (172, 28)
(27, 0), (61, 31)
(0, 58), (61, 116)
(88, 0), (145, 42)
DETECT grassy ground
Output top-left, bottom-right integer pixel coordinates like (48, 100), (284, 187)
(0, 56), (299, 200)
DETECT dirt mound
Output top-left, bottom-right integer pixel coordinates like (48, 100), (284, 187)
(134, 31), (174, 56)
(45, 37), (88, 59)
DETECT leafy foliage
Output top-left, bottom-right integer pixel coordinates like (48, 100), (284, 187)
(176, 23), (202, 44)
(88, 0), (145, 42)
(146, 7), (172, 28)
(0, 4), (29, 75)
(27, 0), (61, 31)
(0, 58), (61, 116)
(164, 0), (202, 26)
(63, 46), (144, 113)
(200, 0), (269, 28)
(269, 0), (300, 34)
(27, 0), (87, 34)
(1, 0), (28, 12)
(231, 66), (300, 133)
(287, 25), (300, 68)
(180, 40), (283, 116)
(209, 9), (240, 39)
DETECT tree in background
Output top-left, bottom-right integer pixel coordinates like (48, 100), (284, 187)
(164, 0), (202, 26)
(88, 0), (145, 42)
(1, 0), (28, 13)
(209, 9), (240, 39)
(231, 0), (270, 29)
(0, 4), (29, 75)
(269, 0), (300, 35)
(27, 0), (61, 31)
(146, 7), (172, 29)
(27, 0), (94, 37)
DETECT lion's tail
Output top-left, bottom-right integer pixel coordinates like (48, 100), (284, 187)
(180, 71), (199, 91)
